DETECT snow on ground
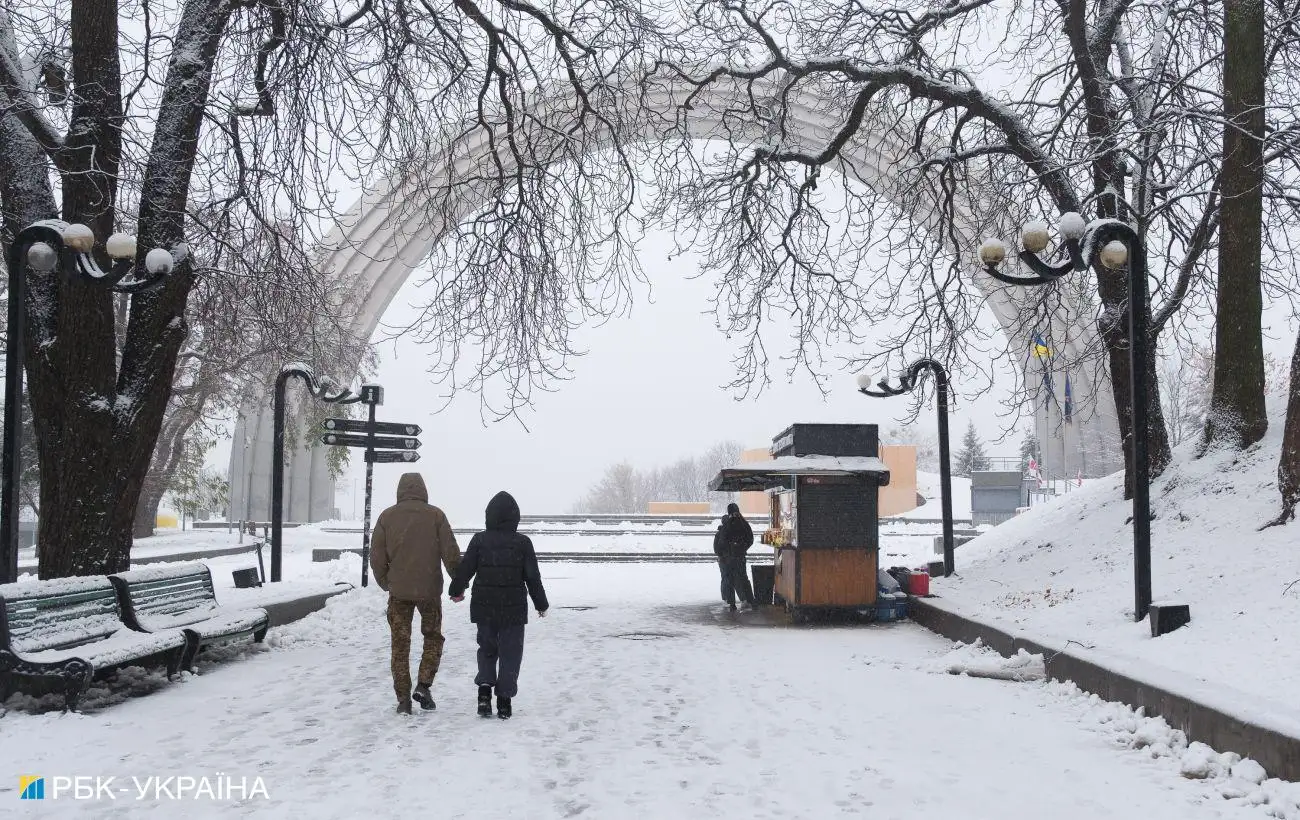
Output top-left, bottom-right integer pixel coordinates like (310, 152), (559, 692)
(4, 562), (1298, 819)
(900, 470), (974, 521)
(934, 401), (1300, 725)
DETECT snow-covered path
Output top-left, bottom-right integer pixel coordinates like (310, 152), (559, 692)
(2, 564), (1269, 819)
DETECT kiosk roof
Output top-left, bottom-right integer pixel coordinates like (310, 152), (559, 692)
(707, 455), (891, 492)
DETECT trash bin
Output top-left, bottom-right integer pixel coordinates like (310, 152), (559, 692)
(232, 567), (262, 589)
(751, 564), (775, 606)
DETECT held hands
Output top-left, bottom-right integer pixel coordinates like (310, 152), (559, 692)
(538, 609), (548, 618)
(450, 595), (464, 603)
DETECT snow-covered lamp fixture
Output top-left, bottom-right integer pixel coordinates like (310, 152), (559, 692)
(144, 248), (175, 275)
(47, 223), (179, 292)
(61, 222), (96, 253)
(977, 238), (1006, 267)
(971, 208), (1160, 624)
(25, 242), (58, 272)
(1099, 240), (1128, 270)
(855, 373), (874, 390)
(105, 232), (138, 260)
(1058, 212), (1086, 241)
(1020, 221), (1050, 254)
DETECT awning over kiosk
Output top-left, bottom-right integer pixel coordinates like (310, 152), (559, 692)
(708, 455), (891, 492)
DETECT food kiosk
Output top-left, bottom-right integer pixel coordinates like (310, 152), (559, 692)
(708, 424), (891, 620)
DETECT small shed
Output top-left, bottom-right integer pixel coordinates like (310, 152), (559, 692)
(709, 424), (890, 617)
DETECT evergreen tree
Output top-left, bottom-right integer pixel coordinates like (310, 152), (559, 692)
(955, 422), (990, 477)
(1018, 431), (1040, 472)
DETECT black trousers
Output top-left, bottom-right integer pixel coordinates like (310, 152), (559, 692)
(718, 556), (755, 605)
(475, 621), (526, 698)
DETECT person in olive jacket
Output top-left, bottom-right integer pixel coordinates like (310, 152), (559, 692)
(448, 491), (549, 719)
(370, 473), (461, 715)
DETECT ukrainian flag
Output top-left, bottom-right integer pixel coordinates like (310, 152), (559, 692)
(1032, 333), (1052, 358)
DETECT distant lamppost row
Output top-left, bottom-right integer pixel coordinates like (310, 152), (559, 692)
(270, 364), (361, 582)
(858, 359), (955, 577)
(978, 213), (1153, 622)
(2, 220), (178, 584)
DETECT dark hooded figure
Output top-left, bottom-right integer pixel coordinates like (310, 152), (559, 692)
(716, 502), (756, 611)
(448, 491), (549, 719)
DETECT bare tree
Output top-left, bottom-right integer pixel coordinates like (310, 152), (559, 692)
(641, 0), (1300, 500)
(0, 0), (663, 577)
(1204, 0), (1268, 451)
(133, 213), (367, 538)
(572, 440), (743, 513)
(883, 424), (939, 472)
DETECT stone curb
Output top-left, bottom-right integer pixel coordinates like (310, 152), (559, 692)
(910, 596), (1300, 782)
(262, 584), (354, 628)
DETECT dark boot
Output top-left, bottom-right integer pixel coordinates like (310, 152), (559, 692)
(497, 695), (512, 719)
(477, 685), (493, 717)
(413, 683), (436, 711)
(396, 699), (413, 715)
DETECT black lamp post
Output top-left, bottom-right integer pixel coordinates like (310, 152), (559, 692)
(3, 219), (177, 584)
(858, 359), (955, 577)
(270, 364), (361, 582)
(977, 213), (1153, 622)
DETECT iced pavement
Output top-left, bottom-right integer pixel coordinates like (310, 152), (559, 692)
(2, 563), (1272, 819)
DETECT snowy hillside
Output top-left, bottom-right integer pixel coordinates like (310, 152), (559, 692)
(938, 405), (1300, 716)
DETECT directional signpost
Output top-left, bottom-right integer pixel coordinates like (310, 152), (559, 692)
(319, 385), (424, 588)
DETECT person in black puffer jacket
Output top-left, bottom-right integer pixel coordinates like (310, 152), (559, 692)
(716, 503), (756, 611)
(448, 491), (549, 719)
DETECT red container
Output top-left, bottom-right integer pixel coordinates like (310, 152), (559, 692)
(906, 572), (930, 597)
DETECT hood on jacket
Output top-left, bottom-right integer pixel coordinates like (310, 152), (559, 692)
(396, 473), (429, 503)
(485, 491), (521, 532)
(727, 502), (742, 517)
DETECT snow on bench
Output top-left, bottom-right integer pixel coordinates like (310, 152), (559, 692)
(0, 577), (188, 711)
(110, 562), (268, 671)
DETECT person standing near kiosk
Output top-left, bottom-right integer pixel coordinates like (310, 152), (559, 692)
(714, 503), (756, 611)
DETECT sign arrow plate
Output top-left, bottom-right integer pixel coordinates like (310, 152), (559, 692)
(366, 450), (421, 464)
(322, 418), (422, 437)
(320, 433), (421, 450)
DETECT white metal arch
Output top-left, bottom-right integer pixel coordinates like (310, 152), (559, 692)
(228, 75), (1121, 522)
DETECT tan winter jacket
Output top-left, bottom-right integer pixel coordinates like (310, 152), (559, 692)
(370, 473), (460, 601)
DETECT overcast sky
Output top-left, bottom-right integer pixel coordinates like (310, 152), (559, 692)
(200, 216), (1300, 527)
(323, 228), (1028, 526)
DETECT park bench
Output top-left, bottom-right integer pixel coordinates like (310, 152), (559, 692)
(0, 577), (188, 712)
(110, 562), (269, 671)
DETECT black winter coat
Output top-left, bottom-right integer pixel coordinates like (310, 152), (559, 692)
(719, 513), (754, 557)
(448, 491), (549, 625)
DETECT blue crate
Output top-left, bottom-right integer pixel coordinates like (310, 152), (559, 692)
(874, 596), (909, 622)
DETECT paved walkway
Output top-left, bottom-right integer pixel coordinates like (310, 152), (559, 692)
(2, 564), (1268, 819)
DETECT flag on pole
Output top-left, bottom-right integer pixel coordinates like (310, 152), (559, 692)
(1063, 373), (1074, 424)
(1027, 457), (1043, 488)
(1032, 333), (1052, 358)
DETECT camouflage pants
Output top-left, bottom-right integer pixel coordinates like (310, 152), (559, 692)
(387, 597), (445, 703)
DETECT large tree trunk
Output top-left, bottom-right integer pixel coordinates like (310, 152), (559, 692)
(1091, 188), (1174, 498)
(1272, 330), (1300, 525)
(1060, 3), (1173, 496)
(1205, 0), (1268, 450)
(14, 0), (235, 578)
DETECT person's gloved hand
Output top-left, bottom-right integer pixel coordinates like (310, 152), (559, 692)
(451, 594), (464, 603)
(537, 609), (548, 618)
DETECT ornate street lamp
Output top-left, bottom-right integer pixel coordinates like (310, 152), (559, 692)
(2, 220), (178, 583)
(979, 213), (1154, 622)
(858, 359), (955, 577)
(270, 364), (361, 582)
